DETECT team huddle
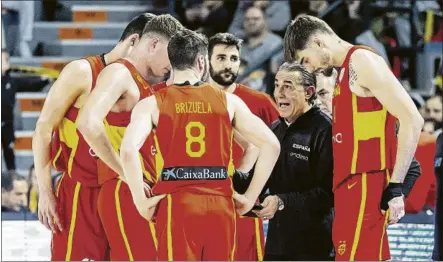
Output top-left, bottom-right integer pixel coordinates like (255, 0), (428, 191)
(33, 12), (424, 262)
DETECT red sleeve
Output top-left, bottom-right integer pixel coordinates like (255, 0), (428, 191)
(259, 94), (279, 127)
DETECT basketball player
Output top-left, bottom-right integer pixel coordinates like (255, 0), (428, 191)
(32, 13), (155, 261)
(76, 15), (183, 261)
(119, 29), (280, 261)
(284, 15), (424, 260)
(208, 32), (279, 261)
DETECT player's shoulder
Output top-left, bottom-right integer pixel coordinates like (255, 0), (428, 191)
(350, 46), (383, 65)
(63, 58), (92, 76)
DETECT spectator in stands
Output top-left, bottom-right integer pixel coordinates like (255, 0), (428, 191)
(433, 133), (443, 261)
(27, 164), (39, 214)
(424, 95), (442, 136)
(2, 1), (35, 57)
(2, 49), (16, 171)
(1, 170), (28, 212)
(238, 6), (283, 93)
(228, 0), (290, 38)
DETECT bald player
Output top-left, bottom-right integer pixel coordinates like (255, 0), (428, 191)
(284, 15), (424, 261)
(77, 15), (183, 261)
(32, 13), (155, 261)
(120, 28), (280, 261)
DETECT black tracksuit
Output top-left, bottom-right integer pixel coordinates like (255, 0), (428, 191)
(264, 106), (334, 261)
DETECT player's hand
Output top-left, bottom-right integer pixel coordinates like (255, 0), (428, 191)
(381, 196), (405, 225)
(38, 190), (63, 233)
(134, 194), (166, 221)
(233, 192), (254, 215)
(143, 182), (153, 198)
(253, 195), (278, 220)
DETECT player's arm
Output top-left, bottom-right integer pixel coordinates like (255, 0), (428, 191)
(352, 50), (424, 184)
(77, 64), (130, 177)
(233, 129), (259, 173)
(32, 60), (91, 231)
(120, 97), (165, 220)
(228, 93), (281, 211)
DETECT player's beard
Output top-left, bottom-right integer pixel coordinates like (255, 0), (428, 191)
(210, 67), (238, 87)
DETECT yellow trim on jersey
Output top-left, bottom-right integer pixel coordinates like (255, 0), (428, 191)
(103, 119), (126, 153)
(351, 94), (388, 173)
(138, 153), (153, 183)
(115, 180), (134, 261)
(228, 130), (235, 178)
(52, 145), (62, 169)
(379, 170), (391, 260)
(231, 198), (237, 261)
(154, 135), (164, 181)
(255, 218), (263, 261)
(424, 10), (434, 42)
(350, 173), (367, 261)
(55, 173), (65, 197)
(167, 194), (173, 261)
(57, 118), (79, 177)
(149, 221), (158, 251)
(65, 182), (81, 261)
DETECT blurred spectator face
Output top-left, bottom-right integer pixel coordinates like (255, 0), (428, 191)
(274, 69), (310, 122)
(210, 44), (241, 86)
(253, 0), (269, 9)
(1, 178), (28, 212)
(2, 50), (10, 75)
(310, 1), (329, 14)
(244, 7), (266, 37)
(315, 72), (336, 114)
(425, 96), (442, 123)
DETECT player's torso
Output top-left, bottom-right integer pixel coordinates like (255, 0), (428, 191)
(152, 83), (235, 196)
(231, 84), (277, 167)
(331, 46), (397, 188)
(51, 55), (106, 187)
(98, 59), (166, 185)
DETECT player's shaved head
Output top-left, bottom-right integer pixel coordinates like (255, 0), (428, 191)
(284, 14), (334, 62)
(168, 29), (208, 70)
(119, 13), (156, 42)
(142, 14), (184, 41)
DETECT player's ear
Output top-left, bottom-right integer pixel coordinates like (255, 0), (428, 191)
(125, 33), (140, 47)
(197, 55), (205, 72)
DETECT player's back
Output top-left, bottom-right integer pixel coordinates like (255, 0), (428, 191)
(152, 82), (234, 196)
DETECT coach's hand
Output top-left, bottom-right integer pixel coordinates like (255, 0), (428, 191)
(233, 192), (254, 215)
(38, 190), (63, 233)
(254, 195), (278, 220)
(380, 182), (405, 224)
(134, 194), (166, 221)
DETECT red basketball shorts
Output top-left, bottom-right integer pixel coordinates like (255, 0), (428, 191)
(235, 215), (264, 261)
(97, 179), (157, 261)
(51, 174), (108, 261)
(333, 171), (391, 261)
(156, 192), (236, 261)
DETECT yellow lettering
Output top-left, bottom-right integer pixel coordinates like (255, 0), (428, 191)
(175, 103), (180, 113)
(197, 102), (202, 113)
(180, 103), (185, 113)
(207, 103), (212, 113)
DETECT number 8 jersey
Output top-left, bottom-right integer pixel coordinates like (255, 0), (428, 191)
(151, 83), (235, 197)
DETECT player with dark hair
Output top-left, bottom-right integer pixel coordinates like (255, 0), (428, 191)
(284, 14), (424, 260)
(120, 29), (280, 261)
(208, 32), (279, 261)
(33, 13), (157, 261)
(77, 14), (183, 261)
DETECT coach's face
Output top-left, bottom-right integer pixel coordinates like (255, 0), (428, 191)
(1, 180), (28, 212)
(274, 70), (310, 123)
(296, 39), (332, 73)
(210, 44), (241, 86)
(315, 72), (336, 114)
(149, 38), (171, 78)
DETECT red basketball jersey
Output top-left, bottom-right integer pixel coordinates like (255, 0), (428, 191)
(152, 83), (235, 196)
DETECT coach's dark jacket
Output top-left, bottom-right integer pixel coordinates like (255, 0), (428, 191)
(433, 133), (443, 261)
(264, 106), (334, 260)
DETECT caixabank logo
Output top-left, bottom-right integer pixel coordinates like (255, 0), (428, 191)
(161, 166), (228, 181)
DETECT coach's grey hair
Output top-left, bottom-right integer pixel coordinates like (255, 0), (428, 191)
(278, 62), (317, 105)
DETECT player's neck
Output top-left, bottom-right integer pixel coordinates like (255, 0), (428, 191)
(125, 54), (152, 80)
(209, 78), (236, 93)
(173, 69), (201, 86)
(328, 38), (354, 67)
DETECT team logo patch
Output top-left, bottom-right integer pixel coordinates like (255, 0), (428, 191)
(161, 166), (228, 181)
(337, 240), (346, 256)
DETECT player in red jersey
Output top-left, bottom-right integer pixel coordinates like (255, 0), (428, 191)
(32, 14), (156, 261)
(119, 29), (280, 261)
(208, 32), (279, 261)
(284, 15), (424, 260)
(76, 15), (183, 261)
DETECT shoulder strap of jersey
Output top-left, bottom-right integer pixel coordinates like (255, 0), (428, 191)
(84, 55), (106, 91)
(113, 58), (151, 97)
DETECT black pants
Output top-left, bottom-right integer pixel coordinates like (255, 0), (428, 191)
(264, 252), (335, 261)
(1, 121), (16, 170)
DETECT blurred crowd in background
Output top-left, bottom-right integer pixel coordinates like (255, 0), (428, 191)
(1, 0), (442, 221)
